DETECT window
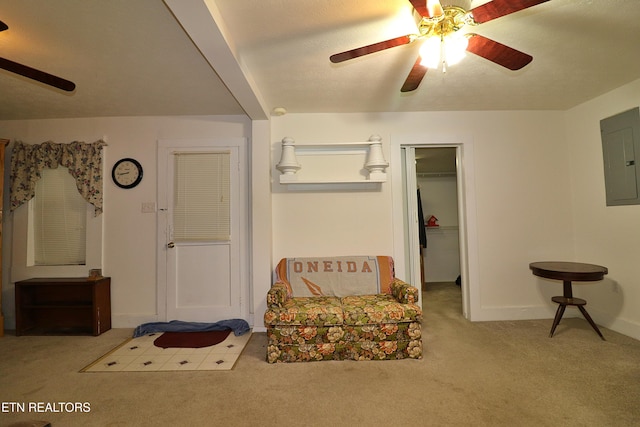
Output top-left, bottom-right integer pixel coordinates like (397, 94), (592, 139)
(33, 167), (87, 265)
(9, 140), (105, 282)
(12, 188), (102, 281)
(173, 152), (231, 241)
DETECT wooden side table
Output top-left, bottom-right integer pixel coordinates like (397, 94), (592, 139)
(529, 262), (607, 340)
(15, 277), (111, 336)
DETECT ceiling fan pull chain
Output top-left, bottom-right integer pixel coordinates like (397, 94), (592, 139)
(440, 35), (447, 73)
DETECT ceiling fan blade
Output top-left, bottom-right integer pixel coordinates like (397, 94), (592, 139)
(409, 0), (430, 18)
(401, 56), (428, 92)
(330, 35), (413, 63)
(466, 34), (532, 70)
(0, 20), (8, 32)
(409, 0), (444, 18)
(470, 0), (550, 24)
(0, 57), (76, 91)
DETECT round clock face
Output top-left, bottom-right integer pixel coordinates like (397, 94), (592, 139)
(112, 158), (143, 189)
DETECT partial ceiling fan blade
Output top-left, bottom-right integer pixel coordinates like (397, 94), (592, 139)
(330, 35), (413, 63)
(466, 34), (532, 71)
(409, 0), (430, 18)
(401, 56), (428, 92)
(409, 0), (444, 18)
(0, 57), (76, 91)
(470, 0), (550, 24)
(0, 20), (8, 32)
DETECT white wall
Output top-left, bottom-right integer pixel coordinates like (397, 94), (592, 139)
(270, 111), (575, 321)
(565, 78), (640, 339)
(3, 81), (638, 339)
(419, 175), (458, 228)
(424, 227), (460, 283)
(419, 175), (460, 283)
(0, 115), (250, 328)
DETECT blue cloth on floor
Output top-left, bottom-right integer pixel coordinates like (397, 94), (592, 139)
(133, 319), (250, 338)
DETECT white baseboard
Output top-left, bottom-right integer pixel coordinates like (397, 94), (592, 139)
(471, 304), (640, 341)
(471, 304), (556, 322)
(589, 307), (640, 341)
(112, 313), (160, 328)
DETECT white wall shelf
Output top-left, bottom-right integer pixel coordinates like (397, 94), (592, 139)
(426, 225), (459, 231)
(276, 135), (389, 185)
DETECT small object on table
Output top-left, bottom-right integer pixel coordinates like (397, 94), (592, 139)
(529, 261), (607, 340)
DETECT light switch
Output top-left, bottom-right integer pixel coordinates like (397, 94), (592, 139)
(141, 202), (156, 213)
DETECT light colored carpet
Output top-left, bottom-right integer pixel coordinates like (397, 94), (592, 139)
(81, 331), (252, 372)
(1, 283), (639, 426)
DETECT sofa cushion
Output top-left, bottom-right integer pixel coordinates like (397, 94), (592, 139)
(264, 296), (344, 326)
(275, 256), (396, 297)
(340, 294), (422, 325)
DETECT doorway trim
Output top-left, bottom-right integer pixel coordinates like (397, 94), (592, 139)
(390, 134), (479, 320)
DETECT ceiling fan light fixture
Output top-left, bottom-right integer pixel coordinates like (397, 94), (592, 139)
(331, 0), (545, 92)
(443, 33), (468, 66)
(419, 32), (468, 71)
(419, 36), (441, 68)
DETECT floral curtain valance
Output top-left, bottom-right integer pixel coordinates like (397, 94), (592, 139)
(10, 140), (107, 216)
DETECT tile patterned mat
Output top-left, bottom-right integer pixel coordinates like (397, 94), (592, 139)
(81, 331), (252, 372)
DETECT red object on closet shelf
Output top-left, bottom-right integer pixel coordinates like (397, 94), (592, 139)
(426, 215), (439, 228)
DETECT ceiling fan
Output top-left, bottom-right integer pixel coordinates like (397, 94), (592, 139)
(0, 19), (76, 92)
(330, 0), (550, 92)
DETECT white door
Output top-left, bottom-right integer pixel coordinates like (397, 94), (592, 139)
(402, 147), (422, 300)
(157, 138), (247, 323)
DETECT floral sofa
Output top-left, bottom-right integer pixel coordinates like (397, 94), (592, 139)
(264, 256), (422, 363)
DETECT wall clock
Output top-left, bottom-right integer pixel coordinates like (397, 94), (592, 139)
(112, 158), (143, 189)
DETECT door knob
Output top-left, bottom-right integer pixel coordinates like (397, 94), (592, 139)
(167, 241), (175, 248)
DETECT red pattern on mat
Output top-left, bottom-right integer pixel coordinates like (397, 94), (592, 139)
(153, 329), (231, 348)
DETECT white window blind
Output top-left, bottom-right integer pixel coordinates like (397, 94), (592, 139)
(173, 151), (231, 241)
(33, 167), (87, 265)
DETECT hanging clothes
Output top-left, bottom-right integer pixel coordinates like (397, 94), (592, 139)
(417, 188), (427, 248)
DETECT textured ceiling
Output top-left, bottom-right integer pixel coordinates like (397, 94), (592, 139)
(416, 147), (457, 174)
(0, 0), (245, 120)
(0, 0), (639, 120)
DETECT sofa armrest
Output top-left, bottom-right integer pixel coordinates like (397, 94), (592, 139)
(390, 278), (419, 304)
(267, 281), (290, 308)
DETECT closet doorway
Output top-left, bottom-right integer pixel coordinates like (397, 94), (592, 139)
(415, 148), (462, 310)
(393, 137), (478, 320)
(394, 140), (477, 320)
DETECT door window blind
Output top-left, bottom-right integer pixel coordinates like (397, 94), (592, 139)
(173, 152), (231, 241)
(33, 167), (87, 265)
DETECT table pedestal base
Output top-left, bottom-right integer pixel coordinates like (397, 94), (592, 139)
(530, 262), (607, 341)
(549, 289), (605, 340)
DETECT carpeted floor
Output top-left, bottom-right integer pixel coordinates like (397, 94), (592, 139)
(1, 282), (639, 426)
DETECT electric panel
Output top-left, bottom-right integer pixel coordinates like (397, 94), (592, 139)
(600, 107), (640, 206)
